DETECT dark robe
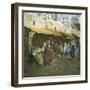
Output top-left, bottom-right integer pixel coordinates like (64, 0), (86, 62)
(43, 46), (53, 65)
(70, 45), (75, 58)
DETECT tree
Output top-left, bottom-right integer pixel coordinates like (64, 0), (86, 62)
(71, 16), (80, 31)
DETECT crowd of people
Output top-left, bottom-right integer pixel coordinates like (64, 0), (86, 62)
(28, 39), (80, 65)
(42, 40), (79, 57)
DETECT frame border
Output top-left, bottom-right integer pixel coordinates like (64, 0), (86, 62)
(11, 3), (88, 87)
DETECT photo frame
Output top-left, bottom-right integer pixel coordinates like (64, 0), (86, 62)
(11, 3), (88, 87)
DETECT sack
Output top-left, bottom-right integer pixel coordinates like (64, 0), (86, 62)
(34, 53), (44, 65)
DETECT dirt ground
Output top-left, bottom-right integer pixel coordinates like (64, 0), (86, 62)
(24, 53), (80, 77)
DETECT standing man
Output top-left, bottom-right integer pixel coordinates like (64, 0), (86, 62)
(70, 44), (75, 58)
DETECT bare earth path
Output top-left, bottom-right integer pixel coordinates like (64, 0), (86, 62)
(24, 53), (80, 77)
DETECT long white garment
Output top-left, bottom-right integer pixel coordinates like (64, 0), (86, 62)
(64, 43), (67, 53)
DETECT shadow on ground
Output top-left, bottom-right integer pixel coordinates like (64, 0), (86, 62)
(24, 54), (80, 77)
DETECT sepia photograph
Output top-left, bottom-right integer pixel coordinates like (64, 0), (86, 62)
(23, 12), (80, 77)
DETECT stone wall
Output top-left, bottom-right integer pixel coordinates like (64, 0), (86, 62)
(24, 27), (30, 60)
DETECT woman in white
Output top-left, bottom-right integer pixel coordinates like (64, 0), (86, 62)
(63, 42), (67, 54)
(67, 42), (71, 54)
